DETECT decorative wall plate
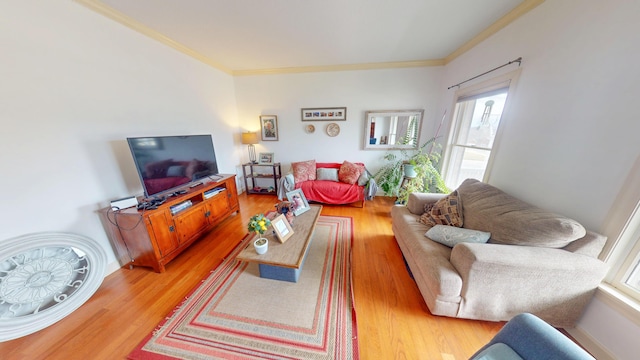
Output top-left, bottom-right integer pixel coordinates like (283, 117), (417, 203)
(326, 123), (340, 137)
(0, 232), (107, 341)
(305, 124), (315, 133)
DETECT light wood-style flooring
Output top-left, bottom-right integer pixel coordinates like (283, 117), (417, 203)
(0, 194), (504, 359)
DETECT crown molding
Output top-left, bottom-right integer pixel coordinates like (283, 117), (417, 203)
(232, 59), (445, 76)
(76, 0), (543, 75)
(444, 0), (545, 64)
(74, 0), (234, 74)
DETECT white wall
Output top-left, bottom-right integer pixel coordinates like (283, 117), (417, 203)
(4, 0), (639, 357)
(233, 67), (443, 180)
(439, 0), (640, 358)
(0, 1), (240, 270)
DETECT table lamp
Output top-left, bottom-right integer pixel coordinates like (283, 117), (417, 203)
(241, 132), (259, 164)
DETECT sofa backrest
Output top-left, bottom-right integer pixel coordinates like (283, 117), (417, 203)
(315, 162), (365, 169)
(457, 179), (588, 249)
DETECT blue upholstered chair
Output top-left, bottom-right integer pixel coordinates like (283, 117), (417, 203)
(470, 313), (595, 360)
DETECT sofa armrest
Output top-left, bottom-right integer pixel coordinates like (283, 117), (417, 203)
(470, 313), (595, 360)
(450, 243), (608, 327)
(406, 192), (447, 215)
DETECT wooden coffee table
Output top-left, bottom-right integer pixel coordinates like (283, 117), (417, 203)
(236, 205), (322, 282)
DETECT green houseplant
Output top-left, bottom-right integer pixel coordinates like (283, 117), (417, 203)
(374, 136), (450, 204)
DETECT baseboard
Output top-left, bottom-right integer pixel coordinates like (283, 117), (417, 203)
(565, 327), (617, 360)
(105, 260), (122, 276)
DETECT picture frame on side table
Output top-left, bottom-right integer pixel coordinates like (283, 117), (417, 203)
(301, 107), (347, 121)
(258, 152), (274, 165)
(260, 115), (278, 141)
(271, 214), (294, 243)
(286, 189), (310, 216)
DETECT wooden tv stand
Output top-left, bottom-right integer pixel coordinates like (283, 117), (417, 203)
(100, 174), (239, 273)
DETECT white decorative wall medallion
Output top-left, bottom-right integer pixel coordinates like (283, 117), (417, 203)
(0, 232), (107, 341)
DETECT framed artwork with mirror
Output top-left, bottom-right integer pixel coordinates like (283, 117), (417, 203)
(363, 109), (424, 150)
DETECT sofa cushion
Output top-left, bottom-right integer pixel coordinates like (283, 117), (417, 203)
(316, 168), (339, 181)
(357, 170), (369, 186)
(296, 179), (364, 205)
(457, 179), (586, 248)
(419, 191), (463, 227)
(426, 225), (491, 248)
(292, 160), (316, 183)
(338, 161), (364, 185)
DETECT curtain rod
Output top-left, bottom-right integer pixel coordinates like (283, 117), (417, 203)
(447, 57), (522, 90)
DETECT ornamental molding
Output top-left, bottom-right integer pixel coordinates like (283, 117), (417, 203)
(0, 232), (106, 341)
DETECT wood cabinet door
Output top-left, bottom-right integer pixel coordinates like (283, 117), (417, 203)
(206, 192), (230, 224)
(147, 211), (179, 258)
(225, 177), (239, 211)
(174, 206), (209, 244)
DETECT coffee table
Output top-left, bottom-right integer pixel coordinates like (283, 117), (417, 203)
(236, 204), (322, 282)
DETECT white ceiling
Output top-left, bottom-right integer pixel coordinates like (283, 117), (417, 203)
(80, 0), (538, 74)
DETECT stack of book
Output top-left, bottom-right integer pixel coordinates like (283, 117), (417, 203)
(204, 187), (225, 199)
(170, 200), (193, 215)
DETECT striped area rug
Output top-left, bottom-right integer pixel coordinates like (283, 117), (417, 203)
(129, 215), (358, 360)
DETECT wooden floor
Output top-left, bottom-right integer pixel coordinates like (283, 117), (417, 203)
(0, 194), (504, 359)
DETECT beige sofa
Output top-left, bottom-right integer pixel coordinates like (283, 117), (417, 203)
(391, 179), (608, 327)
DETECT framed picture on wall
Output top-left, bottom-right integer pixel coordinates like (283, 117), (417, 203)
(259, 115), (278, 141)
(301, 107), (347, 121)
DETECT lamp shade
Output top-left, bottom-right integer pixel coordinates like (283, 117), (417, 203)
(241, 132), (259, 145)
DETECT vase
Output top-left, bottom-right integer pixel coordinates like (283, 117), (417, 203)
(403, 163), (417, 178)
(254, 237), (268, 254)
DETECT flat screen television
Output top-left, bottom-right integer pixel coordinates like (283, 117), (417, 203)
(127, 135), (220, 198)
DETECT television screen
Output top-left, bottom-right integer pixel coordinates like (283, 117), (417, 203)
(127, 135), (220, 198)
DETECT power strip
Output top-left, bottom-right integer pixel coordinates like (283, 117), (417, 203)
(110, 196), (138, 210)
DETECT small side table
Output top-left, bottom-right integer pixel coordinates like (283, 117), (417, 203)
(242, 163), (282, 195)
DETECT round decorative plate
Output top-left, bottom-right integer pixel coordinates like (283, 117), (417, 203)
(305, 124), (315, 133)
(326, 123), (340, 137)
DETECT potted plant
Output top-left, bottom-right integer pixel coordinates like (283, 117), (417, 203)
(248, 213), (271, 254)
(374, 136), (450, 204)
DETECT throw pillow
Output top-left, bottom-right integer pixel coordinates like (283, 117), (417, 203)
(425, 225), (490, 248)
(316, 168), (339, 181)
(357, 169), (369, 186)
(292, 160), (316, 184)
(419, 190), (463, 227)
(338, 161), (364, 185)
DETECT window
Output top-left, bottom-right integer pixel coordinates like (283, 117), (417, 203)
(599, 156), (640, 317)
(620, 245), (640, 299)
(442, 71), (519, 190)
(610, 200), (640, 302)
